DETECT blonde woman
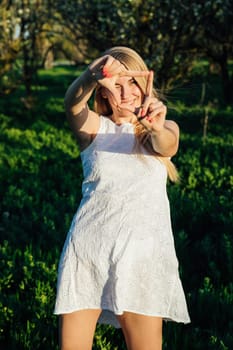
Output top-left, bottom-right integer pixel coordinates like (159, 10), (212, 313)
(54, 46), (190, 350)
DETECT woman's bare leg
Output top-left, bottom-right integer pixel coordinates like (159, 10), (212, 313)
(59, 309), (102, 350)
(117, 312), (163, 350)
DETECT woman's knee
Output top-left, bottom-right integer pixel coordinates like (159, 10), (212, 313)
(59, 309), (102, 350)
(117, 312), (163, 350)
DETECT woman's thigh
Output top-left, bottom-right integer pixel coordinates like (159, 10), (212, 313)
(117, 311), (163, 350)
(59, 309), (102, 350)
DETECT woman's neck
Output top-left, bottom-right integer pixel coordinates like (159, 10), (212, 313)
(110, 113), (137, 125)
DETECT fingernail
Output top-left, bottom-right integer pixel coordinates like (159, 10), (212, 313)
(102, 68), (112, 78)
(102, 67), (107, 76)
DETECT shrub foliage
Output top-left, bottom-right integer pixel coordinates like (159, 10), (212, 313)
(0, 66), (232, 349)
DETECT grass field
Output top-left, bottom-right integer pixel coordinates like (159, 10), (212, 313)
(0, 64), (232, 349)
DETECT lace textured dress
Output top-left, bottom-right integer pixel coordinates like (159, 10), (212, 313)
(54, 115), (190, 327)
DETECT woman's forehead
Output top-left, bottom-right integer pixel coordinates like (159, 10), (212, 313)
(115, 75), (134, 84)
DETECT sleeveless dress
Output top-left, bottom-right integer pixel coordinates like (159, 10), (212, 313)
(54, 116), (190, 327)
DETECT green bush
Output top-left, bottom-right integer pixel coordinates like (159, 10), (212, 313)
(0, 65), (232, 349)
(0, 241), (58, 350)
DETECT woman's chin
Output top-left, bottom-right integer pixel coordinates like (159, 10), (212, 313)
(119, 104), (137, 114)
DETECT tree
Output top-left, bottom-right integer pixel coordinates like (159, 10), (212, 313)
(55, 0), (233, 102)
(0, 0), (63, 96)
(0, 1), (21, 94)
(53, 0), (204, 91)
(192, 0), (233, 103)
(1, 0), (232, 102)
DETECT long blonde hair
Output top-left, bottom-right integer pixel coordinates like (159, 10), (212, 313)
(94, 46), (179, 182)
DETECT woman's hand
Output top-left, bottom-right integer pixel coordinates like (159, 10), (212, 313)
(136, 71), (167, 133)
(89, 55), (148, 106)
(137, 71), (179, 156)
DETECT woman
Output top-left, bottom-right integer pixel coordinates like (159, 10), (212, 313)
(54, 46), (190, 350)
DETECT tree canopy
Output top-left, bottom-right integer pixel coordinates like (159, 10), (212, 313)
(1, 0), (233, 102)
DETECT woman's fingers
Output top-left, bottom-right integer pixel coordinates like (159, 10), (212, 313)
(140, 71), (154, 116)
(148, 104), (167, 121)
(102, 57), (123, 77)
(119, 70), (150, 77)
(90, 55), (151, 82)
(146, 71), (154, 96)
(137, 96), (167, 133)
(92, 56), (156, 116)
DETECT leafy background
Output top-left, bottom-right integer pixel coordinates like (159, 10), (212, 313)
(0, 62), (232, 349)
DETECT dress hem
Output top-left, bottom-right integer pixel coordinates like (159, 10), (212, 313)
(54, 306), (191, 327)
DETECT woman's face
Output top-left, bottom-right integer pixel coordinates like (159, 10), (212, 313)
(103, 75), (143, 116)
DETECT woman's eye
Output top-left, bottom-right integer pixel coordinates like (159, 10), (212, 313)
(115, 84), (121, 89)
(129, 79), (136, 85)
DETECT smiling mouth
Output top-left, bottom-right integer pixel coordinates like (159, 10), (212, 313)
(119, 100), (140, 112)
(116, 105), (140, 117)
(120, 99), (139, 108)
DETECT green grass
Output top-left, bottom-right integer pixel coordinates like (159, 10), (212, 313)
(0, 64), (232, 349)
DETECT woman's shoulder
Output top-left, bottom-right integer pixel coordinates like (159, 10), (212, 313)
(69, 110), (100, 152)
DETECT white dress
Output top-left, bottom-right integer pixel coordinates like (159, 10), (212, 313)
(54, 116), (190, 327)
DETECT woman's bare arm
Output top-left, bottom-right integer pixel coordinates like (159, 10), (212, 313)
(150, 120), (179, 157)
(64, 69), (100, 150)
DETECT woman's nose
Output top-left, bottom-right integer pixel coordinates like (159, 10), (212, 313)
(121, 85), (131, 99)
